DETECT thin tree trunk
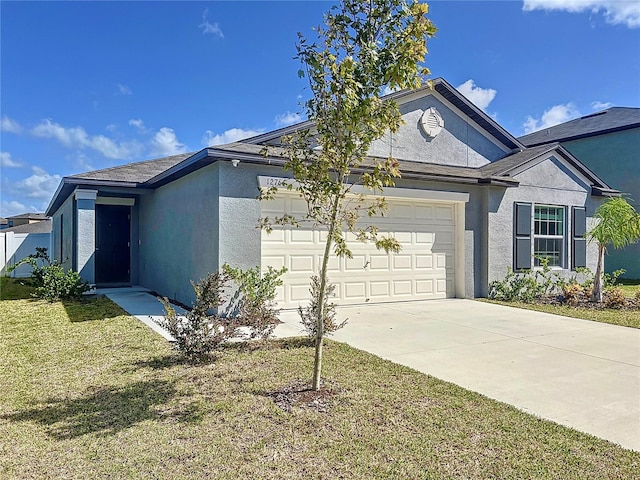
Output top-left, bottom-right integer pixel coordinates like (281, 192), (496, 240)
(312, 194), (341, 391)
(592, 243), (605, 303)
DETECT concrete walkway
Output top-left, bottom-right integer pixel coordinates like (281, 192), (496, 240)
(104, 289), (639, 451)
(278, 299), (640, 451)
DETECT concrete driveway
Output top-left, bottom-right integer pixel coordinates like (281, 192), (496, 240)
(276, 299), (640, 451)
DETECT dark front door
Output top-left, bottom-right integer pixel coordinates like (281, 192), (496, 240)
(96, 205), (130, 284)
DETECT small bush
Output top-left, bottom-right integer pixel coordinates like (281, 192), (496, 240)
(299, 275), (346, 339)
(635, 289), (640, 303)
(8, 247), (89, 301)
(562, 283), (583, 306)
(603, 269), (626, 288)
(159, 272), (238, 362)
(223, 264), (287, 341)
(604, 287), (626, 309)
(488, 267), (546, 303)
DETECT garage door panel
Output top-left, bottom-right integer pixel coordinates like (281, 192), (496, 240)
(262, 192), (457, 308)
(345, 255), (367, 271)
(344, 282), (366, 299)
(369, 254), (389, 270)
(370, 281), (390, 297)
(290, 255), (314, 273)
(393, 255), (412, 270)
(393, 280), (412, 296)
(291, 229), (315, 243)
(416, 279), (434, 294)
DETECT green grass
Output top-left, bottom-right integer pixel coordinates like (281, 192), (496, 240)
(1, 278), (638, 479)
(483, 280), (640, 329)
(483, 299), (640, 329)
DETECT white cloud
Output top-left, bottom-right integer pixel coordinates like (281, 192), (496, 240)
(523, 102), (581, 134)
(151, 127), (188, 156)
(1, 152), (24, 168)
(128, 118), (148, 133)
(106, 123), (118, 132)
(591, 100), (614, 110)
(13, 166), (62, 201)
(523, 0), (640, 28)
(31, 119), (143, 159)
(1, 115), (22, 134)
(1, 199), (35, 218)
(275, 111), (302, 127)
(199, 9), (224, 37)
(456, 79), (497, 112)
(117, 83), (133, 95)
(202, 128), (264, 146)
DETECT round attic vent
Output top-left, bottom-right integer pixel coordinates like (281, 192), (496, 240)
(420, 107), (444, 138)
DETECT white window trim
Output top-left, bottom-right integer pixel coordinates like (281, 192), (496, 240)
(532, 204), (567, 269)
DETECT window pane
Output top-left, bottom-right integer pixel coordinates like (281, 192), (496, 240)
(534, 238), (562, 266)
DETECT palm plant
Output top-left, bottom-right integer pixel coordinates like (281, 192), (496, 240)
(586, 197), (640, 302)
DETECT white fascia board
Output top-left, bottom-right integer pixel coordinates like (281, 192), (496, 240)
(74, 189), (98, 200)
(96, 197), (136, 206)
(258, 176), (469, 203)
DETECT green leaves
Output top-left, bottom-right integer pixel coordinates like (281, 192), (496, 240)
(587, 197), (640, 249)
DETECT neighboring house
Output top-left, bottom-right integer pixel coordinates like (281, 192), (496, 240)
(0, 218), (7, 230)
(6, 212), (49, 228)
(1, 219), (52, 277)
(519, 107), (640, 278)
(45, 78), (617, 308)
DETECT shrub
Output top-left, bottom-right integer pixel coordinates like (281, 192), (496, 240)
(604, 287), (626, 309)
(488, 267), (546, 303)
(635, 289), (640, 303)
(299, 275), (346, 339)
(8, 247), (89, 301)
(603, 269), (626, 288)
(562, 283), (583, 307)
(223, 264), (287, 341)
(159, 272), (237, 362)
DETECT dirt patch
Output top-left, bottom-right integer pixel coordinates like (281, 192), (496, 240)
(266, 379), (339, 413)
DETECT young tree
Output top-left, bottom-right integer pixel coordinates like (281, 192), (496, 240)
(261, 0), (436, 390)
(586, 197), (640, 302)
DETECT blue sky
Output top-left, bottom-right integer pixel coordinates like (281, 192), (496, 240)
(1, 0), (639, 218)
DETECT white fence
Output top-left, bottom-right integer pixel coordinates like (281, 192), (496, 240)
(1, 231), (52, 278)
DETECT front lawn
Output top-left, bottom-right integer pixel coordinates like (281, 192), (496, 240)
(484, 279), (640, 329)
(1, 278), (638, 479)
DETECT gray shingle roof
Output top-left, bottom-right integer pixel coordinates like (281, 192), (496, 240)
(479, 144), (560, 177)
(3, 219), (52, 234)
(69, 152), (195, 184)
(6, 212), (49, 220)
(518, 107), (640, 146)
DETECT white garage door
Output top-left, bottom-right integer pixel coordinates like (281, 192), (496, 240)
(261, 191), (458, 309)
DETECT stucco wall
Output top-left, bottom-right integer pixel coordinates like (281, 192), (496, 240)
(369, 94), (508, 166)
(486, 155), (604, 293)
(562, 128), (640, 278)
(51, 194), (75, 272)
(138, 163), (221, 305)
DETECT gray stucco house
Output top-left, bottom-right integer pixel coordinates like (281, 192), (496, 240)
(519, 107), (640, 279)
(45, 78), (617, 307)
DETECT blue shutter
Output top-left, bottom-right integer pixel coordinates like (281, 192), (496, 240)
(572, 207), (587, 269)
(514, 202), (532, 270)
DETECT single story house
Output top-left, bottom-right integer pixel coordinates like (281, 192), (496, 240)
(45, 78), (617, 308)
(519, 107), (640, 278)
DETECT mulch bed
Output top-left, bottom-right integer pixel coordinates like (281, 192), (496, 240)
(536, 295), (639, 311)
